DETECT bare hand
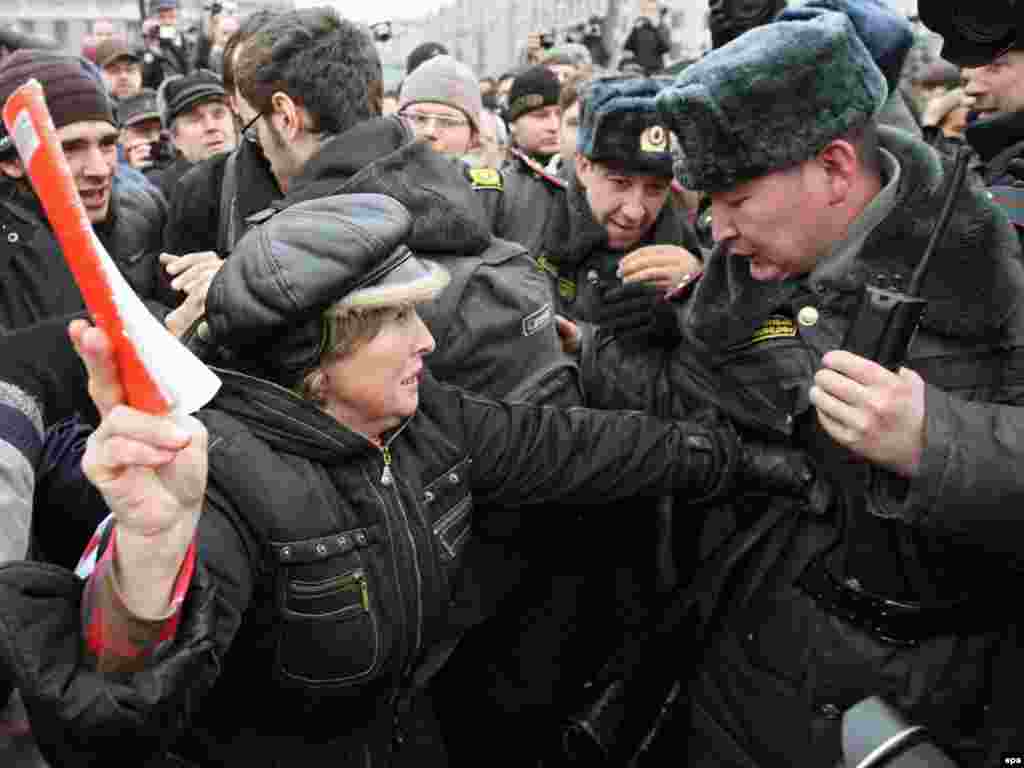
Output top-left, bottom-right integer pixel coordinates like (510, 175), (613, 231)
(556, 315), (581, 356)
(618, 244), (702, 292)
(808, 350), (925, 477)
(125, 141), (153, 169)
(161, 251), (224, 295)
(921, 87), (969, 128)
(164, 284), (210, 339)
(70, 319), (208, 616)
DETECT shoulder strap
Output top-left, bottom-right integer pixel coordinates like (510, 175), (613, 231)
(216, 148), (241, 256)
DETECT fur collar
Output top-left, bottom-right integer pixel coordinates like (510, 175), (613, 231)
(544, 173), (692, 269)
(683, 125), (1023, 351)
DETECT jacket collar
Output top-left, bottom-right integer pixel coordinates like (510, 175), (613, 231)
(208, 366), (411, 465)
(683, 125), (1023, 351)
(545, 172), (689, 269)
(966, 109), (1024, 164)
(278, 116), (492, 257)
(0, 176), (118, 247)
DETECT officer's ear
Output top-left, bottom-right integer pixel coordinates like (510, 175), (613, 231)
(0, 155), (25, 180)
(575, 153), (594, 186)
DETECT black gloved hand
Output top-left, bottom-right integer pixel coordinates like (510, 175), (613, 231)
(738, 440), (831, 514)
(595, 282), (681, 346)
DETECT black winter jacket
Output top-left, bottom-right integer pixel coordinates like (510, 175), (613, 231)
(480, 165), (702, 323)
(0, 174), (166, 330)
(582, 126), (1024, 765)
(164, 139), (280, 259)
(0, 370), (740, 767)
(269, 117), (581, 407)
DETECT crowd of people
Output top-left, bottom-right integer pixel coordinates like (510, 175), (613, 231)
(0, 0), (1023, 766)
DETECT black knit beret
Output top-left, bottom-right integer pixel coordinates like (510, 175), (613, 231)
(506, 65), (560, 123)
(0, 50), (114, 156)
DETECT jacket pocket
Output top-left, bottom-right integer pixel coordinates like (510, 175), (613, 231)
(272, 527), (388, 688)
(423, 459), (473, 563)
(433, 496), (472, 562)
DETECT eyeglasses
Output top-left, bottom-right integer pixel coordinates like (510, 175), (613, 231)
(399, 109), (469, 131)
(241, 111), (263, 144)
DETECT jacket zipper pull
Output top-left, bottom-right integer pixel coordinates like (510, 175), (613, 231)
(380, 445), (393, 486)
(358, 572), (369, 612)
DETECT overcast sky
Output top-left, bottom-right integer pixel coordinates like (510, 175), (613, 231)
(293, 0), (452, 23)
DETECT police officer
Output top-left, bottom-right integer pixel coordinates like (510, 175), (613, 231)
(481, 76), (702, 339)
(577, 8), (1024, 765)
(920, 2), (1024, 233)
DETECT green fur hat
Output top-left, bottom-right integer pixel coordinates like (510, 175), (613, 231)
(655, 11), (887, 192)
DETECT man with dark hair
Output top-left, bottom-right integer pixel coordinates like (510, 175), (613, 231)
(573, 8), (1024, 764)
(0, 50), (166, 330)
(231, 8), (383, 191)
(158, 10), (282, 326)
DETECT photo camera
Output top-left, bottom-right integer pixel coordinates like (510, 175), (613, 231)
(370, 21), (392, 43)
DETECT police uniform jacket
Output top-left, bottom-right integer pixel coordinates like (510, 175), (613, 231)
(478, 158), (702, 322)
(273, 117), (581, 410)
(581, 125), (1024, 766)
(0, 173), (166, 330)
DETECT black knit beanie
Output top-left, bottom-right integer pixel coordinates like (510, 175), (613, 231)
(0, 50), (114, 157)
(506, 65), (560, 123)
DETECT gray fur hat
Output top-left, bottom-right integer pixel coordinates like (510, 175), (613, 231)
(656, 11), (887, 192)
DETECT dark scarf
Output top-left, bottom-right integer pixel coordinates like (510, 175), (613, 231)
(544, 172), (691, 272)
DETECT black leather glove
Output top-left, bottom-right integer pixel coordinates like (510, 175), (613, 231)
(595, 282), (681, 346)
(738, 439), (831, 513)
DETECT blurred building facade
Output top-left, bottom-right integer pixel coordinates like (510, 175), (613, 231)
(378, 0), (926, 80)
(0, 0), (290, 58)
(2, 0), (932, 85)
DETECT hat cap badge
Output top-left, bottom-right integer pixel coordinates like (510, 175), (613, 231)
(640, 124), (667, 153)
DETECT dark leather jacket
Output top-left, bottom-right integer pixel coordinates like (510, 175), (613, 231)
(274, 117), (581, 407)
(0, 369), (739, 767)
(0, 174), (166, 330)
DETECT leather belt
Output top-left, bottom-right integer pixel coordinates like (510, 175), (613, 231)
(797, 555), (983, 648)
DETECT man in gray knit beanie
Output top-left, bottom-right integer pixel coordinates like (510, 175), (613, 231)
(398, 54), (482, 157)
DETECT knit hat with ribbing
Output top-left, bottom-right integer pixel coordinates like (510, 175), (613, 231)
(0, 50), (114, 156)
(399, 54), (482, 133)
